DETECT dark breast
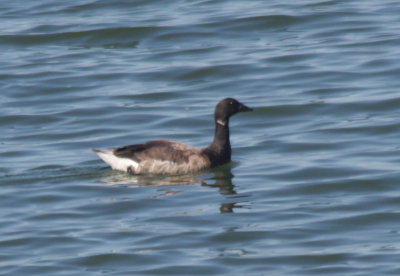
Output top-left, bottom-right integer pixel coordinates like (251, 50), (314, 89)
(201, 146), (231, 167)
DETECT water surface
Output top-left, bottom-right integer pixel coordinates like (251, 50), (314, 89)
(1, 0), (400, 275)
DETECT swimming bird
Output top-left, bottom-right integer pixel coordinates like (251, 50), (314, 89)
(93, 98), (252, 175)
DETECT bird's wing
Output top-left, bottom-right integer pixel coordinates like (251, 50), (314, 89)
(113, 139), (200, 164)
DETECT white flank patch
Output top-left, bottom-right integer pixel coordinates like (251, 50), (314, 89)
(94, 149), (138, 172)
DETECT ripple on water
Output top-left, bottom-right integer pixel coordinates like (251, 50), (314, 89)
(2, 0), (400, 275)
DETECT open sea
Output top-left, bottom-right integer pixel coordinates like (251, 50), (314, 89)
(1, 1), (400, 275)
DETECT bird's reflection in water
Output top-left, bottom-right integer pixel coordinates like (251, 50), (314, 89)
(99, 171), (205, 188)
(98, 163), (243, 213)
(201, 165), (243, 213)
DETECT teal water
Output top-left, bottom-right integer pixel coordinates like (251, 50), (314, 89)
(2, 1), (400, 275)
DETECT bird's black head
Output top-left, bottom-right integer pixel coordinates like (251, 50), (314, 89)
(214, 98), (252, 125)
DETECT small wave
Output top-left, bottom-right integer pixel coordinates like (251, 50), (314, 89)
(0, 26), (161, 48)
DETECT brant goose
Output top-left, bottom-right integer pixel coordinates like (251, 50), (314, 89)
(93, 98), (252, 175)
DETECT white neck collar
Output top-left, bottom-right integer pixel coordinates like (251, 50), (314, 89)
(217, 119), (226, 126)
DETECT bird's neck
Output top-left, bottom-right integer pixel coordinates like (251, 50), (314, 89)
(213, 119), (230, 149)
(204, 118), (231, 165)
